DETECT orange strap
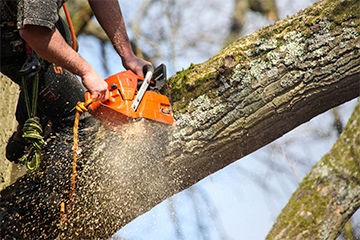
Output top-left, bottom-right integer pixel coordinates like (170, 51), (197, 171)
(63, 3), (77, 51)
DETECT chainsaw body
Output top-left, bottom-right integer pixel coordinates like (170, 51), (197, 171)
(85, 65), (174, 130)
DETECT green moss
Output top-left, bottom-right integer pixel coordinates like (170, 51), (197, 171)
(332, 1), (360, 24)
(267, 174), (330, 239)
(257, 26), (274, 40)
(167, 0), (360, 118)
(303, 28), (312, 38)
(324, 104), (360, 178)
(301, 0), (360, 29)
(168, 64), (220, 114)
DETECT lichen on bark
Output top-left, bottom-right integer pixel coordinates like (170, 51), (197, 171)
(167, 0), (360, 166)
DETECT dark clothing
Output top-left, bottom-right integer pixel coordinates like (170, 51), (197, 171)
(1, 0), (70, 67)
(1, 0), (79, 128)
(0, 0), (100, 238)
(16, 0), (66, 30)
(4, 61), (86, 130)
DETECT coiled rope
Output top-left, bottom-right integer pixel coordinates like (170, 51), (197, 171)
(60, 98), (93, 227)
(17, 2), (76, 171)
(20, 73), (44, 170)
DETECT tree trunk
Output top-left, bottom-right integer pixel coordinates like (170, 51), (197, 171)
(1, 0), (360, 238)
(266, 99), (360, 239)
(0, 74), (21, 191)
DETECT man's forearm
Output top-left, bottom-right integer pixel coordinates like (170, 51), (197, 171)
(88, 0), (151, 77)
(20, 24), (108, 101)
(88, 0), (134, 60)
(20, 25), (93, 78)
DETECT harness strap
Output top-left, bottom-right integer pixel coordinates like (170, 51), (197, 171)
(63, 3), (77, 51)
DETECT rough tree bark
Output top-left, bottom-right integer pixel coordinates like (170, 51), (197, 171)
(1, 0), (359, 239)
(0, 74), (19, 190)
(163, 0), (360, 196)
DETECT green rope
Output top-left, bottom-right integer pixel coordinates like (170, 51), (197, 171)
(19, 146), (39, 171)
(22, 116), (44, 148)
(20, 73), (44, 171)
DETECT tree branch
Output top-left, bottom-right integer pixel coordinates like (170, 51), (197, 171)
(164, 0), (360, 193)
(266, 99), (360, 239)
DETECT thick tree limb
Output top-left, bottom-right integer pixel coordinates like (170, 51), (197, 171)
(164, 0), (360, 193)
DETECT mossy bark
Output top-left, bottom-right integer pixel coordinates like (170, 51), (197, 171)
(164, 0), (360, 192)
(266, 99), (360, 239)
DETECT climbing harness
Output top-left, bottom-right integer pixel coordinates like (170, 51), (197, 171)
(18, 0), (78, 172)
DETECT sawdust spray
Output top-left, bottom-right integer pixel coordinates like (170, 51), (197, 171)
(63, 119), (175, 238)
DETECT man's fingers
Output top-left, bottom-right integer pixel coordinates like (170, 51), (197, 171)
(90, 89), (109, 102)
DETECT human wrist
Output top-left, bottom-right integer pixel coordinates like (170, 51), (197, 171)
(119, 47), (136, 63)
(76, 60), (96, 81)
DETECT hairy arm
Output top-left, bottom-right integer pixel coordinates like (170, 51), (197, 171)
(19, 25), (108, 102)
(88, 0), (151, 77)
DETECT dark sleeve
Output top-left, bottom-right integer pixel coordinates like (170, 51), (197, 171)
(17, 0), (62, 30)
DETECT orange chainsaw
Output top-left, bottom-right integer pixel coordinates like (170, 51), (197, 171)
(85, 64), (174, 130)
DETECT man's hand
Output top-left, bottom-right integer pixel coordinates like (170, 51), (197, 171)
(81, 69), (109, 102)
(122, 55), (152, 78)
